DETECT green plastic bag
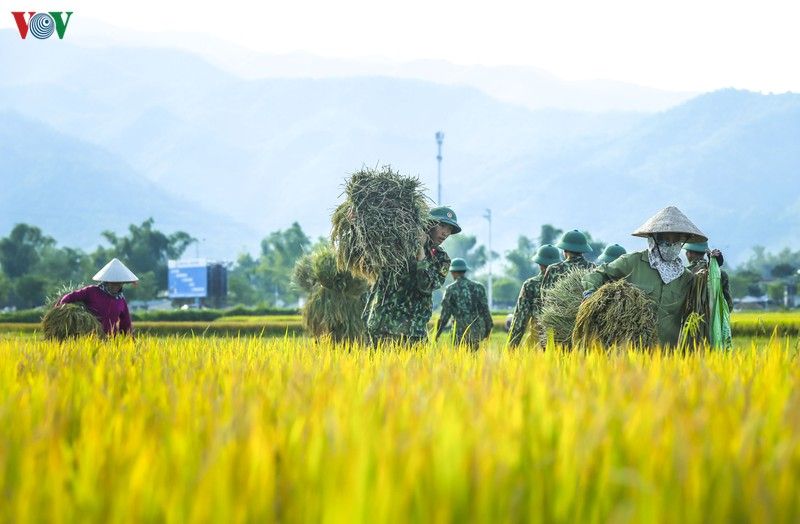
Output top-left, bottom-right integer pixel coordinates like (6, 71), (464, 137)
(707, 258), (732, 348)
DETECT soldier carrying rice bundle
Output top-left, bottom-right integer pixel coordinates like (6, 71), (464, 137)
(330, 166), (462, 347)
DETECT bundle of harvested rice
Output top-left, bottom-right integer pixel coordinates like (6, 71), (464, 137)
(41, 282), (103, 341)
(572, 279), (658, 348)
(678, 269), (710, 350)
(42, 303), (103, 341)
(539, 267), (591, 345)
(293, 245), (369, 342)
(330, 165), (431, 284)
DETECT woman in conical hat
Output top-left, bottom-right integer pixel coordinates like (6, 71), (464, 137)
(57, 258), (138, 336)
(582, 206), (720, 346)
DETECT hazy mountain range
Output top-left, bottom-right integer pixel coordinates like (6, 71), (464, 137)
(1, 28), (798, 264)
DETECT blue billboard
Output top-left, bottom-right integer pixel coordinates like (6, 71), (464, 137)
(168, 259), (208, 298)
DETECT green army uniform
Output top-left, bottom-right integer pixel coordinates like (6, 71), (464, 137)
(435, 276), (492, 349)
(688, 260), (734, 311)
(365, 206), (460, 346)
(507, 275), (543, 348)
(541, 230), (596, 292)
(541, 256), (595, 291)
(507, 244), (561, 348)
(583, 250), (694, 346)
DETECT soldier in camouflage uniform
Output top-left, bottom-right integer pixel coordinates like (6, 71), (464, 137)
(435, 258), (493, 350)
(685, 241), (734, 311)
(541, 229), (596, 293)
(365, 206), (461, 346)
(507, 244), (561, 348)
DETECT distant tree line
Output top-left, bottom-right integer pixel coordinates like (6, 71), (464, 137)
(0, 220), (796, 310)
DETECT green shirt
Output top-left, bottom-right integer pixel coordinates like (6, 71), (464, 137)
(365, 242), (450, 340)
(583, 250), (693, 346)
(507, 274), (543, 348)
(436, 277), (493, 345)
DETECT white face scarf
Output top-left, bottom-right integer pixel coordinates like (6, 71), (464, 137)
(647, 237), (685, 284)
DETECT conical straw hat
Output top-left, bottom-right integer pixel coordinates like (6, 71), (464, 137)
(631, 206), (707, 243)
(92, 258), (139, 283)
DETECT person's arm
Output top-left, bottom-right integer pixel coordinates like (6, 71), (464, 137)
(507, 282), (532, 348)
(435, 290), (452, 339)
(416, 250), (449, 294)
(583, 254), (634, 294)
(57, 286), (90, 306)
(119, 300), (132, 335)
(721, 271), (734, 311)
(476, 284), (493, 338)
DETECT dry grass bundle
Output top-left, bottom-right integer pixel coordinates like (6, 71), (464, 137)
(572, 280), (658, 348)
(293, 245), (369, 342)
(678, 269), (710, 350)
(42, 303), (103, 341)
(330, 165), (431, 284)
(540, 267), (591, 345)
(41, 283), (103, 341)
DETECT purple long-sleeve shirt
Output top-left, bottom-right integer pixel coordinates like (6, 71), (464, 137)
(58, 285), (132, 335)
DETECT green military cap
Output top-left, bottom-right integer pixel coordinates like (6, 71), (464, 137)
(532, 244), (561, 266)
(556, 229), (593, 254)
(597, 243), (627, 264)
(684, 241), (709, 253)
(430, 206), (461, 234)
(449, 258), (469, 272)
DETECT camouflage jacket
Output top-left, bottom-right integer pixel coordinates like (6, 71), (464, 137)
(435, 277), (493, 344)
(365, 242), (450, 340)
(507, 274), (543, 348)
(688, 260), (734, 311)
(541, 256), (596, 293)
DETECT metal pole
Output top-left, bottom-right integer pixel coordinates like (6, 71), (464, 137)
(484, 208), (493, 311)
(435, 131), (444, 205)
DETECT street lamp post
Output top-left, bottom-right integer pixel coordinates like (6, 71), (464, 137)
(483, 208), (493, 311)
(435, 131), (444, 205)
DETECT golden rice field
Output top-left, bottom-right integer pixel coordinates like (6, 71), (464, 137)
(1, 334), (799, 523)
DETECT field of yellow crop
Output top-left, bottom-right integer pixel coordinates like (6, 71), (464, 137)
(1, 335), (799, 523)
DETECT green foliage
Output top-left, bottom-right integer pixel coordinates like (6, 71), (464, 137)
(538, 225), (563, 246)
(441, 235), (494, 274)
(227, 253), (260, 305)
(767, 281), (786, 305)
(94, 218), (195, 300)
(491, 277), (521, 307)
(123, 271), (158, 302)
(0, 224), (55, 278)
(580, 231), (606, 263)
(12, 275), (49, 309)
(504, 236), (538, 283)
(252, 222), (312, 306)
